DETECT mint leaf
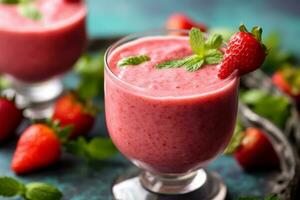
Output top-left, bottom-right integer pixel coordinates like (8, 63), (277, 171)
(117, 55), (150, 67)
(87, 138), (118, 160)
(0, 0), (19, 4)
(156, 56), (194, 69)
(241, 90), (291, 128)
(156, 28), (224, 71)
(206, 34), (223, 49)
(157, 55), (205, 72)
(204, 49), (223, 64)
(75, 53), (105, 99)
(189, 28), (205, 56)
(64, 137), (117, 161)
(185, 58), (204, 72)
(18, 3), (42, 21)
(64, 137), (88, 158)
(0, 177), (24, 197)
(0, 75), (11, 91)
(25, 183), (62, 200)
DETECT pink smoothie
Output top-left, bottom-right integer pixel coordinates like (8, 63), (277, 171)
(0, 0), (86, 82)
(105, 36), (239, 174)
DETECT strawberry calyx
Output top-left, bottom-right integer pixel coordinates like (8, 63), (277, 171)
(44, 119), (73, 144)
(70, 91), (99, 116)
(239, 24), (267, 52)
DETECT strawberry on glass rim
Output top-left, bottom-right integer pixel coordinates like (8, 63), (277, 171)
(218, 24), (267, 79)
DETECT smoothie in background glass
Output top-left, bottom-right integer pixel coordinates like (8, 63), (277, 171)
(105, 30), (239, 199)
(0, 0), (87, 118)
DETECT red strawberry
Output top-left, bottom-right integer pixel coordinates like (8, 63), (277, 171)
(64, 0), (80, 3)
(12, 124), (61, 174)
(166, 13), (207, 32)
(52, 92), (96, 139)
(218, 24), (267, 79)
(272, 67), (300, 101)
(234, 128), (280, 171)
(0, 97), (23, 142)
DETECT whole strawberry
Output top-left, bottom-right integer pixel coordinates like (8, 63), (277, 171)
(272, 66), (300, 101)
(166, 13), (207, 32)
(0, 97), (23, 142)
(218, 24), (267, 79)
(52, 92), (96, 139)
(11, 123), (64, 174)
(234, 128), (280, 171)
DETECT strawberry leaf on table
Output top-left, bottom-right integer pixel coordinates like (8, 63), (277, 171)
(240, 89), (291, 129)
(64, 137), (118, 161)
(0, 177), (62, 200)
(157, 28), (223, 71)
(75, 53), (105, 99)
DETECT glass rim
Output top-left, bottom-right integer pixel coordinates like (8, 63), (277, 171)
(104, 29), (239, 99)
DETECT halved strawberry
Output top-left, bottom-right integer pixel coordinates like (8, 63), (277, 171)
(166, 13), (207, 32)
(234, 128), (280, 171)
(272, 66), (300, 101)
(218, 24), (267, 79)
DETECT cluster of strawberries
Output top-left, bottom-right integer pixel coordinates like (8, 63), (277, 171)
(0, 92), (95, 174)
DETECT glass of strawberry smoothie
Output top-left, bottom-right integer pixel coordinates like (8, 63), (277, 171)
(0, 0), (87, 118)
(105, 30), (239, 199)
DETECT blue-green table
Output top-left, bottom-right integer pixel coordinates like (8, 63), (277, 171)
(1, 0), (299, 199)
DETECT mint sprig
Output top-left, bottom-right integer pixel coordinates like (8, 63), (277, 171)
(75, 53), (105, 98)
(0, 177), (62, 200)
(64, 137), (118, 161)
(157, 28), (224, 71)
(18, 3), (42, 21)
(117, 55), (150, 67)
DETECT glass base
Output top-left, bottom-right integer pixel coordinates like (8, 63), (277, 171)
(112, 168), (227, 200)
(10, 78), (63, 119)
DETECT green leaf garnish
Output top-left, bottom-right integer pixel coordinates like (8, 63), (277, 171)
(205, 34), (223, 49)
(64, 137), (118, 161)
(0, 177), (24, 197)
(157, 28), (224, 72)
(75, 53), (105, 99)
(0, 0), (20, 3)
(0, 177), (62, 200)
(240, 89), (291, 128)
(117, 55), (150, 67)
(25, 183), (62, 200)
(18, 3), (42, 21)
(189, 28), (205, 56)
